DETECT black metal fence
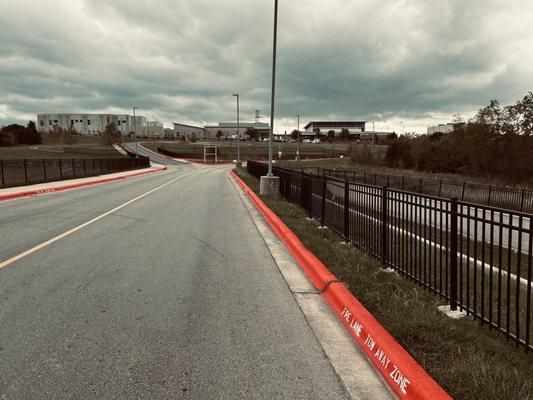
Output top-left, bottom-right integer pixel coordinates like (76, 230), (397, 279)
(0, 157), (150, 189)
(321, 168), (533, 214)
(247, 161), (532, 352)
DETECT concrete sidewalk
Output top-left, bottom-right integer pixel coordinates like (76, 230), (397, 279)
(0, 163), (166, 199)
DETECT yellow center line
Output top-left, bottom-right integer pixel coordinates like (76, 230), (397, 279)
(0, 167), (207, 270)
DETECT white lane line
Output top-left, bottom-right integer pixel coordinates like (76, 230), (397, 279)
(0, 167), (205, 270)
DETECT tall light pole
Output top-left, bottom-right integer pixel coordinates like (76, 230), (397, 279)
(296, 114), (300, 161)
(371, 121), (375, 153)
(267, 0), (279, 176)
(232, 94), (240, 163)
(132, 106), (138, 157)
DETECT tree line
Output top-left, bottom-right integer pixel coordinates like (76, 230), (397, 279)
(0, 121), (126, 147)
(380, 92), (533, 183)
(0, 121), (42, 146)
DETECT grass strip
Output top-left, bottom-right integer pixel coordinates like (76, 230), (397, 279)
(235, 167), (532, 400)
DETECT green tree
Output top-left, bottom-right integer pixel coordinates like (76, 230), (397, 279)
(339, 128), (350, 140)
(245, 127), (259, 141)
(190, 132), (198, 143)
(63, 122), (78, 145)
(25, 121), (42, 145)
(215, 130), (224, 139)
(290, 129), (299, 140)
(101, 122), (122, 146)
(327, 130), (335, 141)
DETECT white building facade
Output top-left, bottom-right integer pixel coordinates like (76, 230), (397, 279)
(37, 113), (147, 136)
(204, 122), (270, 139)
(304, 121), (367, 134)
(173, 123), (205, 139)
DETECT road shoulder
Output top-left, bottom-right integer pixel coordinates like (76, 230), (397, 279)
(228, 171), (396, 400)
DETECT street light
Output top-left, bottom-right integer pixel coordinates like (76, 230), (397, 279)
(232, 94), (240, 163)
(132, 106), (138, 157)
(371, 121), (375, 153)
(267, 0), (279, 176)
(296, 114), (300, 161)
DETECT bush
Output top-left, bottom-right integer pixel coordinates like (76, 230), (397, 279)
(101, 123), (122, 146)
(350, 142), (374, 164)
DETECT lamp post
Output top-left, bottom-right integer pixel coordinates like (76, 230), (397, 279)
(267, 0), (278, 176)
(371, 121), (375, 153)
(132, 106), (138, 157)
(232, 94), (240, 163)
(296, 114), (300, 161)
(259, 0), (280, 197)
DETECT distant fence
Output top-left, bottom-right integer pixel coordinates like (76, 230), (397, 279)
(247, 161), (532, 352)
(0, 156), (150, 189)
(320, 168), (533, 214)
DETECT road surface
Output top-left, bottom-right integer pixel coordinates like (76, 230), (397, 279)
(123, 142), (187, 165)
(0, 163), (355, 399)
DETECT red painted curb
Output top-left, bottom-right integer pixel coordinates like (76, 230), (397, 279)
(230, 170), (337, 292)
(230, 170), (452, 400)
(324, 283), (451, 400)
(0, 166), (166, 202)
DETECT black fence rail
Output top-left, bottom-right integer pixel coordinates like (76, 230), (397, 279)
(247, 161), (532, 352)
(0, 157), (150, 189)
(321, 168), (533, 214)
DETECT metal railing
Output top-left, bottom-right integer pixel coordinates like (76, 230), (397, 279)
(321, 168), (533, 214)
(0, 156), (150, 189)
(247, 161), (532, 351)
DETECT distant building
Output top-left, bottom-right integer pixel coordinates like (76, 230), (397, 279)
(204, 122), (270, 140)
(427, 122), (464, 135)
(304, 121), (367, 135)
(37, 113), (146, 136)
(173, 123), (205, 139)
(139, 121), (164, 139)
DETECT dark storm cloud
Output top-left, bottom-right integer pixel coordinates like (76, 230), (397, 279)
(1, 0), (532, 131)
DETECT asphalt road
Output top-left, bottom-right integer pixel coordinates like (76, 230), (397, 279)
(0, 164), (350, 399)
(123, 142), (187, 165)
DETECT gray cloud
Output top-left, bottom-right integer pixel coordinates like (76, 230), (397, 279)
(1, 0), (532, 132)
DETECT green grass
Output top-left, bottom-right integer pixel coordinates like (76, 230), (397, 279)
(235, 167), (533, 400)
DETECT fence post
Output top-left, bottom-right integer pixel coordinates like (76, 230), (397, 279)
(461, 181), (466, 200)
(42, 159), (47, 181)
(449, 198), (458, 311)
(520, 189), (526, 212)
(343, 179), (350, 241)
(83, 159), (87, 176)
(321, 172), (326, 226)
(0, 159), (4, 187)
(59, 159), (63, 179)
(24, 159), (28, 183)
(418, 178), (422, 193)
(487, 185), (492, 206)
(363, 171), (366, 184)
(402, 176), (405, 190)
(439, 180), (443, 197)
(381, 186), (388, 267)
(72, 159), (75, 177)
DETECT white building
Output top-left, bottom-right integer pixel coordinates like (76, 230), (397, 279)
(304, 121), (366, 135)
(173, 123), (205, 139)
(427, 123), (455, 135)
(37, 113), (147, 136)
(204, 122), (270, 139)
(139, 121), (164, 139)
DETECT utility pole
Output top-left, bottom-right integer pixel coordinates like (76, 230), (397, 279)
(232, 93), (240, 163)
(296, 114), (300, 161)
(132, 106), (138, 157)
(372, 121), (375, 153)
(260, 0), (280, 196)
(267, 0), (278, 176)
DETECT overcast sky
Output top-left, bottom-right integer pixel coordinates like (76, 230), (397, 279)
(1, 0), (532, 133)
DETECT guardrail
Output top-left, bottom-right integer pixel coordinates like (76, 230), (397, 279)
(321, 168), (533, 214)
(247, 161), (532, 352)
(0, 156), (150, 189)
